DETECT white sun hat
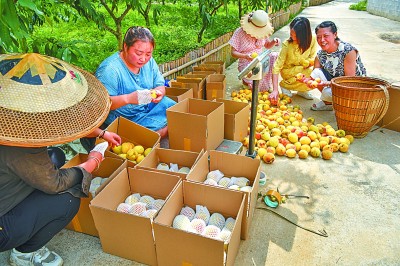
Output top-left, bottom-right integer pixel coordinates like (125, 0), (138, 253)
(240, 10), (274, 39)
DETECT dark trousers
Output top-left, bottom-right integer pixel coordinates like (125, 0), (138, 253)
(0, 190), (80, 253)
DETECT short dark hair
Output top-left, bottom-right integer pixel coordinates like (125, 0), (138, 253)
(289, 17), (312, 53)
(315, 21), (340, 41)
(122, 26), (155, 50)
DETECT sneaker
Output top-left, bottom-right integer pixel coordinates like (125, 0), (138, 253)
(297, 91), (313, 100)
(281, 88), (292, 97)
(10, 246), (63, 266)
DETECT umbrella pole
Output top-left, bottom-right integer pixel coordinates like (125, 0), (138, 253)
(246, 79), (259, 158)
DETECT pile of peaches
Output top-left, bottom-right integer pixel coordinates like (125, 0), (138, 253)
(229, 90), (354, 164)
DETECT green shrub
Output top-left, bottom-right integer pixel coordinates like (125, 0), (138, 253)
(350, 0), (367, 11)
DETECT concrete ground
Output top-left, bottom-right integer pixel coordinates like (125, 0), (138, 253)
(1, 0), (399, 265)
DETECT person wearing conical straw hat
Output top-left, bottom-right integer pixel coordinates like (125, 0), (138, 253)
(0, 53), (121, 266)
(228, 10), (281, 92)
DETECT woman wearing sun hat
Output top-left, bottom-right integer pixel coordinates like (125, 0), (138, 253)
(228, 10), (281, 91)
(0, 53), (121, 266)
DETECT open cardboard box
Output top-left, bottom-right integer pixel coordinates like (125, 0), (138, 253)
(153, 181), (245, 266)
(176, 76), (206, 99)
(97, 117), (161, 167)
(89, 168), (181, 265)
(165, 87), (193, 102)
(216, 98), (250, 141)
(137, 147), (204, 180)
(166, 98), (224, 152)
(194, 61), (225, 74)
(187, 150), (261, 240)
(206, 74), (226, 100)
(187, 70), (216, 76)
(62, 154), (127, 236)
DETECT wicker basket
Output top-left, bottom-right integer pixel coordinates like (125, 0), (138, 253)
(331, 76), (390, 138)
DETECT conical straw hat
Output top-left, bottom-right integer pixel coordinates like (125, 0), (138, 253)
(0, 53), (111, 147)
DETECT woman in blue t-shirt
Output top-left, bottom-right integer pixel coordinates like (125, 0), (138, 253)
(95, 26), (176, 136)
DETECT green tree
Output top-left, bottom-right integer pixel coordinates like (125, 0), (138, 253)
(197, 0), (228, 43)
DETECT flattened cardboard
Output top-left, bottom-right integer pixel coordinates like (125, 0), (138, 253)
(89, 168), (181, 265)
(187, 150), (261, 240)
(165, 87), (193, 102)
(216, 98), (250, 141)
(378, 83), (400, 132)
(166, 98), (224, 152)
(154, 181), (245, 266)
(99, 117), (160, 167)
(206, 74), (226, 100)
(62, 154), (126, 236)
(136, 147), (203, 180)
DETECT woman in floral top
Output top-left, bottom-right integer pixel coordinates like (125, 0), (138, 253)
(228, 10), (281, 91)
(309, 21), (366, 111)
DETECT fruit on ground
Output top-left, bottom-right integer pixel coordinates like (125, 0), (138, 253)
(322, 149), (333, 160)
(257, 148), (268, 158)
(339, 143), (349, 153)
(310, 147), (321, 158)
(286, 148), (297, 158)
(262, 152), (275, 164)
(275, 144), (286, 156)
(298, 149), (308, 159)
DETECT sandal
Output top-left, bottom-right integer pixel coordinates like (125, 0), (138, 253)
(311, 101), (333, 111)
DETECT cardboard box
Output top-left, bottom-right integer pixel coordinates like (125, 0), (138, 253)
(90, 168), (181, 265)
(153, 181), (245, 266)
(206, 74), (226, 100)
(99, 117), (160, 167)
(187, 70), (216, 76)
(378, 82), (400, 132)
(187, 150), (261, 240)
(166, 98), (224, 152)
(137, 147), (203, 180)
(216, 98), (250, 141)
(193, 61), (225, 74)
(62, 154), (126, 236)
(165, 87), (193, 103)
(176, 76), (206, 99)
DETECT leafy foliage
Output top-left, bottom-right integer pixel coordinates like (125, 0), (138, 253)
(349, 0), (367, 11)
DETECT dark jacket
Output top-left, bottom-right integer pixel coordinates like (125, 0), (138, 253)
(0, 145), (91, 217)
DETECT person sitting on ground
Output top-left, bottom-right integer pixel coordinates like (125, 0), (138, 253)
(95, 26), (176, 138)
(268, 16), (317, 104)
(228, 10), (281, 92)
(0, 53), (120, 266)
(308, 20), (367, 111)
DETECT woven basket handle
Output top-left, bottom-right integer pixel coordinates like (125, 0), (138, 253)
(374, 84), (390, 127)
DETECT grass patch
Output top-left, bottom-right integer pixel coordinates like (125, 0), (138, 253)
(349, 0), (367, 11)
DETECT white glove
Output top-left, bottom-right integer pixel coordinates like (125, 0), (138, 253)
(90, 142), (108, 157)
(137, 89), (152, 105)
